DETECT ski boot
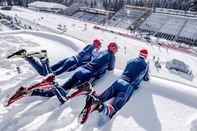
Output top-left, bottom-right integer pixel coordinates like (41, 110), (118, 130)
(43, 73), (55, 83)
(96, 104), (115, 127)
(27, 49), (48, 60)
(67, 82), (93, 99)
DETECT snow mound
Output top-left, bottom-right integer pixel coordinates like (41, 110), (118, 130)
(187, 114), (197, 131)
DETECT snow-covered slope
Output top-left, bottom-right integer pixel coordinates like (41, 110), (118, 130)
(0, 31), (197, 131)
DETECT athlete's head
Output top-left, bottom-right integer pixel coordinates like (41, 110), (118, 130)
(108, 42), (118, 54)
(139, 48), (148, 59)
(93, 39), (101, 50)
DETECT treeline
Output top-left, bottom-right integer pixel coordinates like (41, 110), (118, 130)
(0, 0), (196, 11)
(190, 0), (197, 11)
(0, 0), (29, 7)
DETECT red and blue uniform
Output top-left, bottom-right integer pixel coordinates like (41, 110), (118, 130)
(26, 44), (98, 76)
(98, 56), (149, 118)
(31, 50), (116, 104)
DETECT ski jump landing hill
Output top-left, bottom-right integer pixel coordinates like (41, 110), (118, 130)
(0, 31), (197, 131)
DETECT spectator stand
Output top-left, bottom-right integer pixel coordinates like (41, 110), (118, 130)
(94, 24), (197, 57)
(138, 8), (197, 46)
(106, 5), (150, 30)
(70, 7), (114, 25)
(28, 1), (68, 14)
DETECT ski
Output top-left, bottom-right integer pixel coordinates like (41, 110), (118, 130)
(5, 75), (55, 107)
(5, 77), (93, 107)
(6, 86), (28, 107)
(78, 91), (96, 124)
(78, 96), (92, 124)
(7, 49), (27, 59)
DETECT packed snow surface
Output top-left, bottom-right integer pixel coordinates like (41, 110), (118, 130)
(0, 31), (197, 131)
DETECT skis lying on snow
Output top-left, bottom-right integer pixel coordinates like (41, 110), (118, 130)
(5, 76), (93, 107)
(5, 75), (55, 107)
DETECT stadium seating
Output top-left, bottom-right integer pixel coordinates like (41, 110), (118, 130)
(139, 10), (197, 45)
(107, 7), (148, 29)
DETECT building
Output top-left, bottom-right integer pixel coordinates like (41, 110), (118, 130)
(28, 1), (67, 13)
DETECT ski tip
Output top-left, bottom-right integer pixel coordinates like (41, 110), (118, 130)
(4, 102), (10, 107)
(6, 49), (27, 59)
(2, 97), (10, 107)
(5, 99), (14, 107)
(7, 55), (12, 59)
(78, 114), (86, 124)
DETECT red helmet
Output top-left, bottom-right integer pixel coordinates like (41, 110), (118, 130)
(108, 42), (118, 54)
(93, 39), (101, 49)
(139, 48), (148, 59)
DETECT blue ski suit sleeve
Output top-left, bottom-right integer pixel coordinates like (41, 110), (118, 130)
(108, 53), (115, 71)
(97, 57), (149, 118)
(76, 44), (95, 65)
(143, 62), (150, 81)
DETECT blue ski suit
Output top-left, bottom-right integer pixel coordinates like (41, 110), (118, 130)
(98, 57), (149, 118)
(31, 50), (116, 104)
(26, 44), (98, 76)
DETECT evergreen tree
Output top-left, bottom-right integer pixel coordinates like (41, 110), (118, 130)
(7, 0), (12, 6)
